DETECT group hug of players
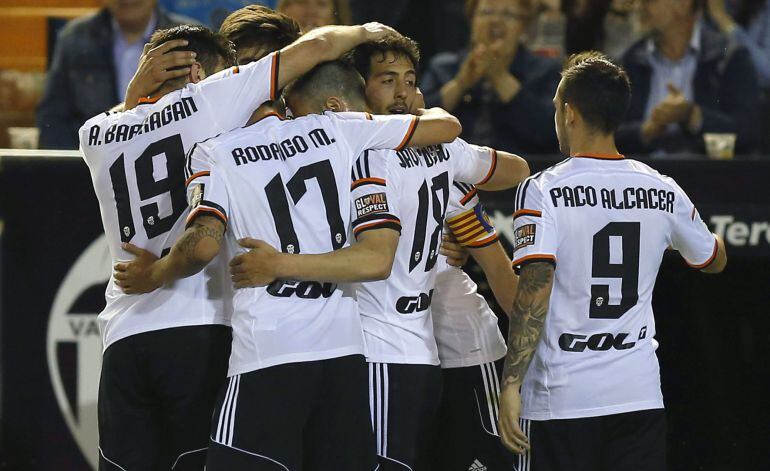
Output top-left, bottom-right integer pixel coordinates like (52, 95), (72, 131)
(80, 5), (727, 471)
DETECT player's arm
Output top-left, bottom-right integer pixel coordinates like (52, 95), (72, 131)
(468, 241), (518, 317)
(498, 261), (554, 454)
(699, 234), (727, 274)
(230, 229), (399, 287)
(404, 107), (463, 148)
(473, 149), (529, 191)
(113, 215), (225, 294)
(276, 23), (396, 91)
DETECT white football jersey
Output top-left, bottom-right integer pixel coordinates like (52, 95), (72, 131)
(186, 111), (419, 376)
(79, 52), (280, 350)
(511, 155), (718, 420)
(431, 183), (507, 368)
(351, 139), (496, 365)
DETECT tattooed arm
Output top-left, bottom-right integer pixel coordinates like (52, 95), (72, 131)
(498, 261), (555, 454)
(113, 215), (225, 294)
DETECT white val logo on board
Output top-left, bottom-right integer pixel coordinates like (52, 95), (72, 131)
(47, 235), (110, 470)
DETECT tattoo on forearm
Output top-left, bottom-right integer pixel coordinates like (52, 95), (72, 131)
(178, 222), (223, 260)
(502, 262), (554, 387)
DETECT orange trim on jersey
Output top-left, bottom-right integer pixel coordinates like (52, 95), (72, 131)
(353, 219), (401, 236)
(572, 153), (625, 160)
(513, 209), (542, 219)
(187, 206), (227, 225)
(351, 177), (386, 190)
(511, 254), (556, 267)
(270, 52), (279, 101)
(477, 148), (498, 186)
(467, 233), (499, 247)
(185, 171), (210, 187)
(396, 116), (419, 151)
(687, 237), (719, 269)
(460, 188), (478, 205)
(250, 111), (286, 125)
(137, 95), (162, 105)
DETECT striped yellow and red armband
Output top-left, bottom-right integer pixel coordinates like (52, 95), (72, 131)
(446, 204), (498, 248)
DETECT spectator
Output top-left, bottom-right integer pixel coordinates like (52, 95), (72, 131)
(421, 0), (561, 155)
(617, 0), (759, 157)
(707, 0), (770, 87)
(276, 0), (351, 32)
(36, 0), (196, 150)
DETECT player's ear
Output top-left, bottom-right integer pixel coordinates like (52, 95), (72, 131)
(564, 102), (577, 127)
(324, 96), (347, 113)
(189, 62), (206, 84)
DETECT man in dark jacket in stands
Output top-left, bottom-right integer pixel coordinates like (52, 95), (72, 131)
(36, 0), (196, 149)
(617, 0), (759, 157)
(420, 0), (561, 155)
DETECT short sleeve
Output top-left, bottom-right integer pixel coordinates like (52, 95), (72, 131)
(511, 178), (558, 271)
(444, 182), (498, 248)
(447, 138), (497, 186)
(328, 112), (418, 157)
(184, 143), (229, 228)
(193, 51), (280, 132)
(669, 183), (718, 269)
(350, 150), (402, 238)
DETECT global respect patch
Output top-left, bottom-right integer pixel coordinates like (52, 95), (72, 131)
(354, 192), (389, 218)
(513, 223), (536, 252)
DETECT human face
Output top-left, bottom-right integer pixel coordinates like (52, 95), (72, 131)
(637, 0), (689, 34)
(553, 79), (570, 156)
(104, 0), (156, 30)
(281, 0), (335, 32)
(470, 0), (533, 52)
(364, 52), (417, 115)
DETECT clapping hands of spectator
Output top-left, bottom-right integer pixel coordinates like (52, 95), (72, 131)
(643, 83), (699, 141)
(706, 0), (737, 33)
(456, 45), (494, 91)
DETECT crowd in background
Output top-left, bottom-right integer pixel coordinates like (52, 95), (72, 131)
(34, 0), (770, 159)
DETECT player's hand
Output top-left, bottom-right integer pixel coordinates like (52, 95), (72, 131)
(229, 238), (281, 288)
(113, 243), (162, 294)
(498, 383), (530, 454)
(410, 88), (426, 114)
(361, 22), (398, 42)
(440, 233), (470, 267)
(125, 39), (196, 108)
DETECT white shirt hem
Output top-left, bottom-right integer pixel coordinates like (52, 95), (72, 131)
(103, 316), (231, 352)
(228, 345), (365, 376)
(522, 400), (665, 420)
(439, 350), (506, 369)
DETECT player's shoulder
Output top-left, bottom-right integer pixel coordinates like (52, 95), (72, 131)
(623, 158), (681, 188)
(522, 157), (574, 191)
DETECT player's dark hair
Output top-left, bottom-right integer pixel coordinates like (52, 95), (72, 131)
(219, 5), (300, 58)
(560, 51), (631, 135)
(149, 25), (236, 81)
(350, 33), (421, 80)
(285, 60), (367, 112)
(276, 0), (352, 25)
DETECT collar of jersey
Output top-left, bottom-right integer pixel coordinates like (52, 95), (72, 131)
(136, 95), (162, 105)
(572, 153), (625, 160)
(248, 111), (286, 125)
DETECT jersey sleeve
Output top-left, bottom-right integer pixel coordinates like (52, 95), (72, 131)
(511, 177), (558, 271)
(444, 182), (499, 248)
(184, 143), (229, 228)
(328, 112), (419, 157)
(193, 51), (280, 132)
(448, 138), (497, 186)
(350, 150), (402, 238)
(669, 182), (718, 268)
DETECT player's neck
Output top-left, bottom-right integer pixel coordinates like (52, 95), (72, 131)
(569, 133), (620, 158)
